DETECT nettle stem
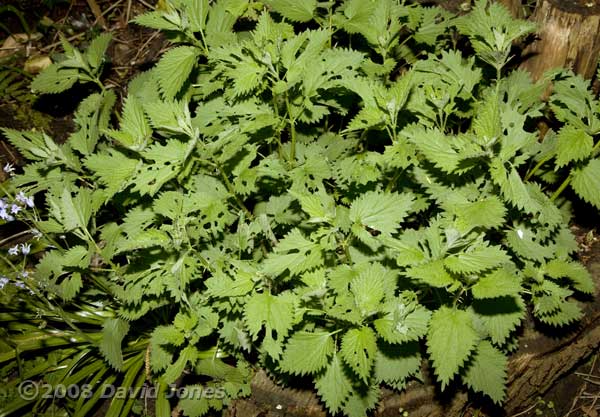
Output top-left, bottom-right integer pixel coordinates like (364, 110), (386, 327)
(550, 174), (572, 202)
(285, 95), (297, 167)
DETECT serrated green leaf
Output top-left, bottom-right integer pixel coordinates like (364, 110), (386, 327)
(537, 300), (582, 327)
(59, 272), (83, 301)
(155, 46), (200, 100)
(30, 64), (80, 94)
(405, 259), (456, 288)
(266, 0), (316, 22)
(555, 125), (594, 167)
(279, 331), (334, 375)
(86, 33), (112, 70)
(99, 318), (130, 370)
(427, 307), (478, 389)
(340, 327), (377, 383)
(472, 296), (525, 345)
(85, 149), (139, 200)
(444, 244), (510, 274)
(571, 158), (600, 209)
(462, 340), (507, 404)
(349, 191), (413, 233)
(315, 353), (353, 414)
(472, 268), (522, 299)
(350, 264), (385, 317)
(243, 292), (295, 339)
(374, 342), (421, 388)
(545, 259), (595, 295)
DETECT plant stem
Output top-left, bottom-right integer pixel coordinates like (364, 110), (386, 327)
(285, 95), (297, 168)
(550, 174), (572, 201)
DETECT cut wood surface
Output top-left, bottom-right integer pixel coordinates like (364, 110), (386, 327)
(226, 243), (600, 417)
(521, 0), (600, 80)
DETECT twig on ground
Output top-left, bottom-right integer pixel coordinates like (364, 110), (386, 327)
(86, 0), (107, 28)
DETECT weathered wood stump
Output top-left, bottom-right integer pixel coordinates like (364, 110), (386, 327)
(225, 243), (600, 417)
(520, 0), (600, 80)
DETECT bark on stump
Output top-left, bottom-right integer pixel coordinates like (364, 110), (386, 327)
(226, 244), (600, 417)
(520, 0), (600, 80)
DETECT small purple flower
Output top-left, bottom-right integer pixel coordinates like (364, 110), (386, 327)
(14, 281), (26, 289)
(3, 163), (14, 173)
(0, 198), (7, 210)
(10, 204), (21, 215)
(8, 245), (19, 256)
(0, 208), (13, 221)
(20, 271), (29, 279)
(0, 276), (9, 289)
(15, 191), (34, 208)
(20, 243), (31, 256)
(31, 229), (42, 240)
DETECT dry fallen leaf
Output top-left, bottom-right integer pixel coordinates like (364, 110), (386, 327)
(0, 33), (43, 58)
(24, 55), (52, 74)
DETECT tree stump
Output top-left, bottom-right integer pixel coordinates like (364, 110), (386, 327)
(499, 0), (524, 18)
(520, 0), (600, 80)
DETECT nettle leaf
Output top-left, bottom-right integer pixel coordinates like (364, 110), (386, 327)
(155, 46), (200, 100)
(427, 307), (478, 389)
(405, 259), (456, 288)
(350, 264), (385, 317)
(279, 330), (334, 375)
(243, 292), (296, 340)
(341, 326), (377, 383)
(85, 149), (139, 201)
(30, 64), (80, 94)
(444, 244), (510, 274)
(555, 125), (593, 168)
(544, 259), (595, 295)
(472, 296), (525, 346)
(265, 0), (316, 22)
(571, 158), (600, 209)
(315, 353), (353, 414)
(106, 95), (152, 150)
(462, 340), (507, 404)
(374, 342), (421, 389)
(99, 318), (130, 370)
(86, 33), (112, 70)
(349, 191), (414, 233)
(471, 268), (522, 299)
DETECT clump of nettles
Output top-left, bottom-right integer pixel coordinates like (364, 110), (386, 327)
(1, 0), (599, 416)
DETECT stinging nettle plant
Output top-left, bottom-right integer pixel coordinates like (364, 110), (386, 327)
(1, 0), (599, 415)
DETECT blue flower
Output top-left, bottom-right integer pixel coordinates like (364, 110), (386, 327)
(20, 243), (31, 256)
(0, 276), (9, 289)
(8, 245), (19, 256)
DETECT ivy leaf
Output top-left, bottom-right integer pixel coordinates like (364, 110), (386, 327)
(427, 307), (478, 389)
(340, 327), (377, 383)
(315, 353), (353, 414)
(265, 0), (317, 22)
(99, 318), (130, 370)
(462, 340), (507, 404)
(571, 158), (600, 209)
(349, 191), (413, 233)
(471, 268), (522, 299)
(279, 331), (334, 375)
(555, 125), (593, 168)
(155, 46), (200, 100)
